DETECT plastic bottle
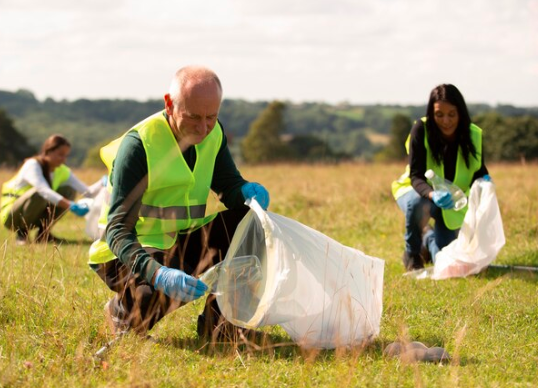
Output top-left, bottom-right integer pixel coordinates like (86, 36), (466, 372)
(425, 169), (467, 211)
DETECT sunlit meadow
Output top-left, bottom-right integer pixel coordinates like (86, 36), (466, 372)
(1, 163), (537, 387)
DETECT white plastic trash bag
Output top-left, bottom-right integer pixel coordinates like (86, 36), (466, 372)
(79, 185), (107, 240)
(213, 199), (385, 349)
(431, 178), (505, 279)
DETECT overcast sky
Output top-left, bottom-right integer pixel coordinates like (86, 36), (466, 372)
(1, 0), (537, 106)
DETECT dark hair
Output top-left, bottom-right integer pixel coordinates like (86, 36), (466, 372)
(34, 134), (71, 186)
(40, 134), (71, 156)
(425, 84), (476, 167)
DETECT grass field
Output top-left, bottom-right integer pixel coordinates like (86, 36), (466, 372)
(1, 163), (537, 387)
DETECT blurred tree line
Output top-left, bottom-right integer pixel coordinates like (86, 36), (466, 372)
(378, 111), (538, 163)
(1, 88), (537, 167)
(0, 108), (36, 166)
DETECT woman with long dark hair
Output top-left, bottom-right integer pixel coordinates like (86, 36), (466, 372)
(391, 84), (490, 271)
(1, 134), (102, 245)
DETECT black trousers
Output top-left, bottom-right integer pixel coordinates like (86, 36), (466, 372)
(93, 207), (249, 334)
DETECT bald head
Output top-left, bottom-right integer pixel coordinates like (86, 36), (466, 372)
(168, 65), (222, 108)
(164, 66), (223, 150)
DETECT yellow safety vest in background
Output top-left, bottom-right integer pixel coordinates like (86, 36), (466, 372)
(391, 118), (483, 230)
(88, 111), (223, 264)
(1, 163), (71, 224)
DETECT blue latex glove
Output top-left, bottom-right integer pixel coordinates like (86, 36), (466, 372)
(483, 174), (491, 182)
(432, 191), (454, 209)
(154, 266), (208, 302)
(101, 175), (108, 187)
(69, 201), (90, 217)
(241, 182), (270, 210)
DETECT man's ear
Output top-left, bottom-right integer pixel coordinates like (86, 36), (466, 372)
(164, 94), (173, 112)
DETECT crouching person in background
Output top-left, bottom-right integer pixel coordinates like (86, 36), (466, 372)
(1, 134), (101, 245)
(391, 84), (489, 271)
(88, 65), (270, 342)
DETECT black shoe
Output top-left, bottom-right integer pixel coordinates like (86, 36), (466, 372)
(421, 245), (432, 264)
(402, 251), (425, 271)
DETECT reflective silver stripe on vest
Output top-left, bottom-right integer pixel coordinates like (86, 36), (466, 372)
(2, 193), (20, 198)
(139, 204), (206, 219)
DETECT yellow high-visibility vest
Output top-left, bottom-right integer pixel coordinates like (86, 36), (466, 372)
(391, 118), (482, 230)
(88, 111), (223, 264)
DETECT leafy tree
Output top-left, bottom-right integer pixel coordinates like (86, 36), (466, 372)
(474, 112), (507, 161)
(0, 108), (35, 166)
(82, 139), (110, 169)
(381, 113), (412, 161)
(219, 99), (267, 137)
(511, 116), (538, 161)
(475, 113), (538, 162)
(241, 101), (293, 164)
(497, 116), (538, 161)
(363, 106), (393, 134)
(287, 134), (343, 161)
(495, 104), (538, 118)
(2, 88), (538, 165)
(0, 89), (39, 116)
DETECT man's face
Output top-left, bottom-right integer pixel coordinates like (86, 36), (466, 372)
(165, 81), (221, 150)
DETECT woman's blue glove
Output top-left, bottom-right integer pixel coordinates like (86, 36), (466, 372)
(241, 182), (270, 210)
(154, 266), (208, 302)
(483, 174), (491, 182)
(432, 191), (454, 209)
(69, 201), (90, 217)
(101, 175), (108, 187)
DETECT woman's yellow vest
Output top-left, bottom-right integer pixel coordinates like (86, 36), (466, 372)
(391, 118), (483, 230)
(88, 111), (223, 265)
(1, 163), (71, 224)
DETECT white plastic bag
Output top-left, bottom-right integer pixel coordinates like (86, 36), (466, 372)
(79, 186), (107, 240)
(431, 178), (505, 279)
(214, 199), (385, 349)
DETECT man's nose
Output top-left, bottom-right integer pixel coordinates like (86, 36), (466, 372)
(198, 118), (208, 131)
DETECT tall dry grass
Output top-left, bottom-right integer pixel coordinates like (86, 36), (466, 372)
(0, 162), (537, 387)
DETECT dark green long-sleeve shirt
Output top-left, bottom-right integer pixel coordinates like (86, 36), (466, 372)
(106, 115), (248, 284)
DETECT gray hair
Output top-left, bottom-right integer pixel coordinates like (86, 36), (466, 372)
(168, 65), (223, 107)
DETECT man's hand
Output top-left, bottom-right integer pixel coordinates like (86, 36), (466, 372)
(241, 182), (270, 210)
(432, 191), (454, 209)
(69, 201), (90, 217)
(153, 266), (208, 302)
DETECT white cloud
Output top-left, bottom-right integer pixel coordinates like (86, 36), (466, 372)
(0, 0), (536, 106)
